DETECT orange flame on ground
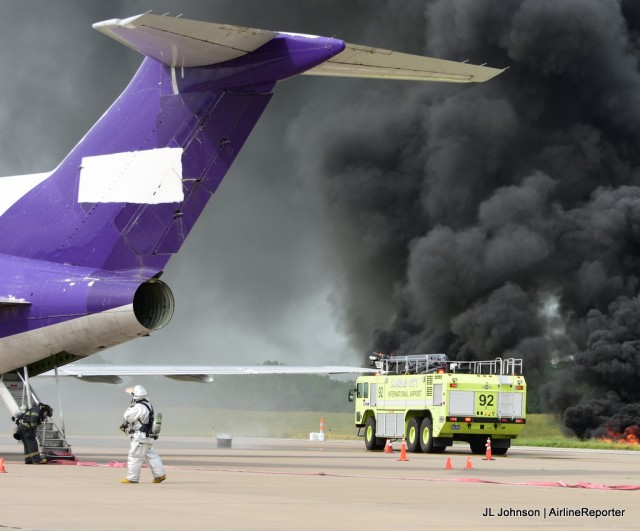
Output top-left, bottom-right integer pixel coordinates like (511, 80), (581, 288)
(601, 425), (640, 445)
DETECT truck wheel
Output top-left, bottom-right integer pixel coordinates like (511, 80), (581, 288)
(406, 418), (421, 453)
(419, 417), (434, 453)
(469, 437), (485, 455)
(364, 417), (383, 451)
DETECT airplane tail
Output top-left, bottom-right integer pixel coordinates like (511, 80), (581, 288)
(0, 14), (503, 274)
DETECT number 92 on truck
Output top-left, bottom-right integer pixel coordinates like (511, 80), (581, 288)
(348, 354), (526, 455)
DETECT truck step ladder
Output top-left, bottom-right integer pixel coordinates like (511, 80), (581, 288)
(0, 371), (76, 462)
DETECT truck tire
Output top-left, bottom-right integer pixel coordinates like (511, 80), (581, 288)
(364, 417), (383, 451)
(406, 418), (421, 453)
(469, 437), (486, 455)
(419, 417), (434, 453)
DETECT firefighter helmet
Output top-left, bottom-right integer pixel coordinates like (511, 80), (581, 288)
(127, 385), (148, 401)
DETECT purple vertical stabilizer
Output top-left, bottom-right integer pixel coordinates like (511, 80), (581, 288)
(0, 33), (343, 273)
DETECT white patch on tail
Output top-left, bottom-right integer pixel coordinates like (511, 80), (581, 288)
(78, 148), (184, 204)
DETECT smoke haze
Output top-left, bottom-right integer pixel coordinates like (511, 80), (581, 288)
(2, 1), (640, 438)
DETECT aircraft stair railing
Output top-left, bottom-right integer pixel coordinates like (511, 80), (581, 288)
(0, 372), (23, 417)
(2, 370), (76, 462)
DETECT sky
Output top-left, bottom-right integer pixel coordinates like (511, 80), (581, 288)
(3, 1), (640, 439)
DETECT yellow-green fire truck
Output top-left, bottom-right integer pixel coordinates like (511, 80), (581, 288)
(349, 354), (526, 454)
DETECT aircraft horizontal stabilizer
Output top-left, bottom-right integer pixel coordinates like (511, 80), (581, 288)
(93, 13), (502, 83)
(39, 363), (376, 383)
(303, 43), (504, 83)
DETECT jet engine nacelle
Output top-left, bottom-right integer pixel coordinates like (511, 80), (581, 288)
(0, 253), (174, 374)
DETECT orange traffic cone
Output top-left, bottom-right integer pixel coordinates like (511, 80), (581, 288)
(0, 458), (6, 473)
(445, 457), (453, 469)
(397, 437), (409, 461)
(482, 437), (495, 461)
(465, 457), (473, 469)
(384, 439), (394, 453)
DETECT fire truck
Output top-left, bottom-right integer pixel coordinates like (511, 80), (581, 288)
(349, 354), (526, 454)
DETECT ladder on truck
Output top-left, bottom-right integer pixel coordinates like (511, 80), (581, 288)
(0, 371), (75, 462)
(373, 353), (524, 376)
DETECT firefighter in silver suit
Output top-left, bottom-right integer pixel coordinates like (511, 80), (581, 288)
(120, 385), (166, 484)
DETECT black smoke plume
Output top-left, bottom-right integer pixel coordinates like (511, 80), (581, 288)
(290, 0), (640, 438)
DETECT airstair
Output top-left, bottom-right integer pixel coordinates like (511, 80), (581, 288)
(0, 371), (75, 462)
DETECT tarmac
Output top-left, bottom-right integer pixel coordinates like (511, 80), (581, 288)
(0, 435), (639, 530)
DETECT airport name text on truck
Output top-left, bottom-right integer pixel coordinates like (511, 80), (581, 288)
(349, 354), (526, 455)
